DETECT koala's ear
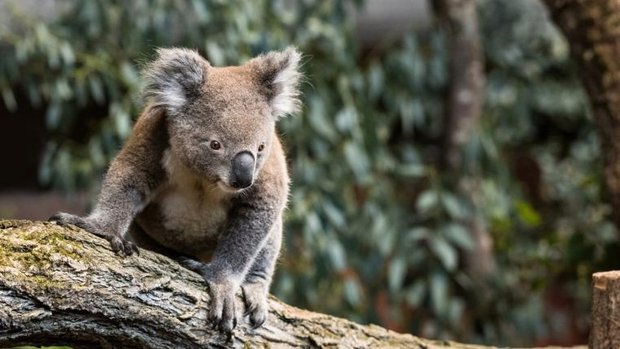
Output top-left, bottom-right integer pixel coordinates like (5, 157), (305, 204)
(249, 47), (302, 118)
(142, 48), (209, 115)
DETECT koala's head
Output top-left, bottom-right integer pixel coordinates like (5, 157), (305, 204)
(143, 47), (302, 192)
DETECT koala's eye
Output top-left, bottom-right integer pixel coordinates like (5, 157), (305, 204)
(210, 140), (221, 150)
(258, 143), (265, 152)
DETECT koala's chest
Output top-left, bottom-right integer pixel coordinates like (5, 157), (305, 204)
(156, 183), (231, 240)
(147, 150), (233, 251)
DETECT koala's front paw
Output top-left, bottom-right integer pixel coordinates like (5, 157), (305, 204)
(242, 282), (269, 328)
(206, 278), (239, 336)
(49, 212), (138, 256)
(178, 258), (242, 337)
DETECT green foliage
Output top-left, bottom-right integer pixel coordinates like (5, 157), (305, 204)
(0, 0), (616, 346)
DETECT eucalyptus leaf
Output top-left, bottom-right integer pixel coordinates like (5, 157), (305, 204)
(388, 257), (407, 292)
(416, 190), (439, 213)
(430, 238), (458, 271)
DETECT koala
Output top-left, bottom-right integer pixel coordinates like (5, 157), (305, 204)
(50, 46), (302, 336)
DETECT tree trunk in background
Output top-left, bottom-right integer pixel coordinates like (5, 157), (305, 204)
(543, 0), (620, 235)
(434, 0), (494, 279)
(436, 0), (485, 170)
(0, 220), (495, 349)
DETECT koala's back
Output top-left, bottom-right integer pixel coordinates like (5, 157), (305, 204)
(132, 135), (289, 260)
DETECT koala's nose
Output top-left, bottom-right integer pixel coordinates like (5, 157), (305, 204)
(231, 151), (255, 189)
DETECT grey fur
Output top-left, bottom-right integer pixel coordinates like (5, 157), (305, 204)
(143, 48), (209, 115)
(50, 46), (302, 337)
(248, 47), (303, 118)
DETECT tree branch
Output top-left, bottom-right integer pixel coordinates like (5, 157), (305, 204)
(0, 220), (486, 349)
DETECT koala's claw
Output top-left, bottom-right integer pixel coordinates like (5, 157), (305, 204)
(49, 212), (88, 229)
(245, 304), (266, 329)
(178, 259), (240, 336)
(245, 307), (266, 329)
(176, 256), (205, 273)
(109, 236), (139, 256)
(201, 272), (239, 337)
(242, 282), (269, 329)
(207, 290), (237, 336)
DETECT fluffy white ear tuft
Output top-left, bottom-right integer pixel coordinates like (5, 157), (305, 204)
(142, 48), (209, 115)
(249, 47), (303, 118)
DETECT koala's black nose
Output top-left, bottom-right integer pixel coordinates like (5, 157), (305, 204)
(231, 151), (255, 189)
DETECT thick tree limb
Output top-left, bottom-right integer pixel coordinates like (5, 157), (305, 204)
(0, 220), (484, 349)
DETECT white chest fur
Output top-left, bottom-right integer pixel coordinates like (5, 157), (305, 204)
(155, 149), (231, 241)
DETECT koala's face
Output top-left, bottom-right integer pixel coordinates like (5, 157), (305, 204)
(144, 47), (301, 192)
(169, 68), (277, 191)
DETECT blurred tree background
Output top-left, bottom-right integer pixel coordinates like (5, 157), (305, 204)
(0, 0), (617, 346)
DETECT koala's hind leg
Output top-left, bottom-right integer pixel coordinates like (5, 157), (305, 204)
(242, 219), (282, 328)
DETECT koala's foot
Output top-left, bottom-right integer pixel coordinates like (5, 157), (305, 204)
(49, 212), (138, 256)
(176, 256), (205, 273)
(242, 281), (269, 328)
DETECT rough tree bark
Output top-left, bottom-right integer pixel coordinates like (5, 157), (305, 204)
(591, 271), (620, 348)
(543, 0), (620, 234)
(0, 219), (486, 349)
